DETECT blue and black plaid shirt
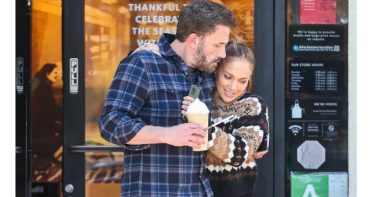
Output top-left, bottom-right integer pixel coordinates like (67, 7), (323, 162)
(99, 34), (215, 197)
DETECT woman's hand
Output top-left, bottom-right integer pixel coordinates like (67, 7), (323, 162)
(253, 150), (268, 160)
(132, 43), (160, 55)
(181, 96), (195, 116)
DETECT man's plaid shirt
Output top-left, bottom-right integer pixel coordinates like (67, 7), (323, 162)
(99, 34), (215, 197)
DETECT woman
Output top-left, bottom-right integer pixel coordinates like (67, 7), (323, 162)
(182, 41), (269, 197)
(31, 63), (62, 182)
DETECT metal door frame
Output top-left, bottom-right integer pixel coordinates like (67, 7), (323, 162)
(62, 0), (85, 196)
(254, 0), (286, 196)
(16, 0), (32, 196)
(274, 0), (286, 196)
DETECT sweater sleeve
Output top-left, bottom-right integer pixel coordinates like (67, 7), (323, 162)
(207, 95), (270, 166)
(257, 105), (269, 152)
(207, 127), (250, 167)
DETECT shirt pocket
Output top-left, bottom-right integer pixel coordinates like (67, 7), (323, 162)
(148, 83), (187, 119)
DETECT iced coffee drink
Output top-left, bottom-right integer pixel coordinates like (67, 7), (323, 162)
(186, 98), (209, 151)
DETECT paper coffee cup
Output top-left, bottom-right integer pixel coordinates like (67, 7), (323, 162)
(186, 113), (208, 151)
(185, 98), (209, 151)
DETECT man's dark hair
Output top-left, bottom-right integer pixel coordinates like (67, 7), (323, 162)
(175, 1), (237, 42)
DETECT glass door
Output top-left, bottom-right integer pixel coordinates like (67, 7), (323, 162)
(30, 0), (64, 196)
(17, 0), (64, 196)
(63, 1), (276, 196)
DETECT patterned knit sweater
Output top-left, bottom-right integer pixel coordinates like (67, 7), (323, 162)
(206, 92), (269, 197)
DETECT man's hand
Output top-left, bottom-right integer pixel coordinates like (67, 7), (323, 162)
(127, 123), (206, 149)
(163, 123), (206, 149)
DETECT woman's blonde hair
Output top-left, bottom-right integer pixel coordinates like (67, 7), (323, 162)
(218, 37), (255, 92)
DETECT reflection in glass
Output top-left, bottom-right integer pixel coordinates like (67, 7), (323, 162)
(31, 0), (63, 196)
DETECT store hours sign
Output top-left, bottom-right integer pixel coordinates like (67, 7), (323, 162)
(288, 60), (345, 95)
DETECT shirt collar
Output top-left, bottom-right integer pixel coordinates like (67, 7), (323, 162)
(158, 33), (193, 75)
(158, 33), (177, 58)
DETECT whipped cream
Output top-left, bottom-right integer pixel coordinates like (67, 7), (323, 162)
(187, 98), (209, 114)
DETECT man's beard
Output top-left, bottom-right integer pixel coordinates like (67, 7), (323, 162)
(193, 40), (220, 73)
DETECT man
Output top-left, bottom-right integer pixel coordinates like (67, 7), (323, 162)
(99, 1), (236, 196)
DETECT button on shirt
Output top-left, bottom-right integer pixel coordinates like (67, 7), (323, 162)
(99, 33), (215, 197)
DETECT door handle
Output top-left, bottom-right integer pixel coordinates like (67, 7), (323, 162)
(69, 145), (123, 152)
(64, 184), (74, 193)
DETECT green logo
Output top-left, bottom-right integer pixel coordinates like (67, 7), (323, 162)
(291, 173), (329, 197)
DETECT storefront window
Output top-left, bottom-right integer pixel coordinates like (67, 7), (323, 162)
(84, 1), (254, 196)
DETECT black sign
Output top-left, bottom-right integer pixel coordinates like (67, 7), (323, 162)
(288, 60), (345, 95)
(286, 98), (345, 141)
(289, 25), (345, 56)
(286, 24), (348, 172)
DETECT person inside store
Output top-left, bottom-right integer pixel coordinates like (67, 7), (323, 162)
(98, 1), (236, 196)
(181, 40), (270, 197)
(31, 63), (62, 182)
